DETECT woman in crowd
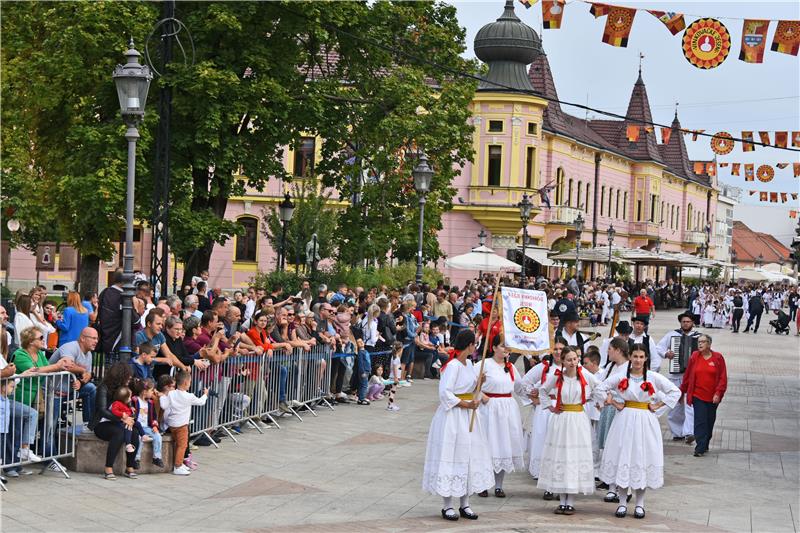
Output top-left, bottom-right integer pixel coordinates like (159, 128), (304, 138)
(164, 316), (209, 377)
(422, 329), (493, 521)
(595, 344), (680, 519)
(537, 346), (598, 515)
(55, 291), (90, 346)
(92, 362), (141, 479)
(475, 334), (524, 498)
(680, 334), (727, 457)
(595, 339), (630, 468)
(13, 294), (54, 347)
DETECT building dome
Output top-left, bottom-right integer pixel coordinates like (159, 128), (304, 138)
(474, 0), (542, 92)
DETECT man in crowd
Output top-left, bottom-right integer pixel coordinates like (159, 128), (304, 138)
(135, 308), (189, 372)
(554, 311), (589, 356)
(49, 327), (99, 428)
(744, 289), (764, 333)
(629, 315), (661, 370)
(657, 312), (700, 444)
(97, 269), (142, 362)
(184, 294), (203, 319)
(632, 288), (655, 330)
(432, 290), (453, 324)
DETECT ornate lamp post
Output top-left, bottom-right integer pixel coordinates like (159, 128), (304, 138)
(477, 229), (487, 247)
(730, 248), (737, 283)
(413, 152), (433, 285)
(654, 236), (662, 283)
(606, 224), (615, 282)
(755, 253), (763, 270)
(278, 192), (295, 272)
(574, 213), (585, 280)
(698, 243), (707, 281)
(113, 39), (152, 361)
(518, 193), (533, 287)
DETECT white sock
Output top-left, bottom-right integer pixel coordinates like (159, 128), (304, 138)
(460, 495), (470, 509)
(635, 488), (645, 508)
(442, 496), (453, 510)
(608, 482), (617, 496)
(565, 494), (575, 507)
(559, 493), (568, 506)
(494, 470), (505, 490)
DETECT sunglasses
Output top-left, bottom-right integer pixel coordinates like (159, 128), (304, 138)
(35, 336), (44, 341)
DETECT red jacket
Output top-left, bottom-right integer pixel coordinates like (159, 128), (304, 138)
(680, 350), (727, 406)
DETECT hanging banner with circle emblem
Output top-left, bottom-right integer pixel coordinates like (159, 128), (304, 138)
(501, 287), (550, 354)
(756, 164), (774, 182)
(710, 131), (734, 155)
(682, 18), (731, 69)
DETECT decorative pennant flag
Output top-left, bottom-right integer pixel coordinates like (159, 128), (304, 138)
(757, 164), (774, 182)
(770, 192), (778, 203)
(759, 131), (771, 145)
(781, 192), (788, 203)
(682, 18), (732, 69)
(706, 162), (717, 177)
(749, 190), (757, 196)
(518, 0), (536, 9)
(739, 20), (770, 63)
(741, 131), (755, 151)
(731, 163), (741, 175)
(793, 193), (799, 200)
(777, 163), (789, 169)
(644, 126), (654, 133)
(790, 210), (798, 219)
(694, 162), (705, 174)
(691, 129), (705, 141)
(794, 163), (800, 177)
(710, 131), (734, 154)
(744, 163), (755, 181)
(774, 131), (788, 148)
(661, 127), (672, 145)
(760, 191), (768, 201)
(602, 6), (637, 47)
(589, 3), (610, 18)
(542, 0), (566, 29)
(792, 131), (800, 147)
(648, 10), (686, 35)
(720, 162), (729, 167)
(771, 20), (800, 56)
(626, 125), (640, 142)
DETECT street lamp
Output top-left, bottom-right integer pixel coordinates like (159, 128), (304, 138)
(654, 237), (662, 283)
(518, 193), (533, 287)
(574, 213), (585, 281)
(477, 229), (487, 247)
(113, 39), (152, 361)
(606, 224), (615, 282)
(278, 192), (295, 272)
(755, 253), (763, 270)
(698, 243), (707, 281)
(413, 152), (434, 285)
(730, 248), (737, 283)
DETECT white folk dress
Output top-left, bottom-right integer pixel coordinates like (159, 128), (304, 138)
(516, 361), (556, 479)
(476, 358), (525, 473)
(595, 372), (680, 489)
(537, 370), (598, 495)
(422, 359), (494, 497)
(596, 362), (628, 449)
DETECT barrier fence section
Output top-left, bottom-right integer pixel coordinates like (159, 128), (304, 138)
(1, 370), (77, 491)
(188, 345), (333, 447)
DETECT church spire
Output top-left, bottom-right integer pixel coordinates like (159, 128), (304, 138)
(620, 67), (663, 162)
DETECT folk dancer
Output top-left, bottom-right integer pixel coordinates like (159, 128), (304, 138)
(656, 312), (700, 444)
(595, 337), (630, 498)
(599, 321), (632, 368)
(554, 311), (589, 357)
(628, 316), (661, 370)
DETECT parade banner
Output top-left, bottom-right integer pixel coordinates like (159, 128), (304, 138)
(776, 163), (789, 169)
(601, 6), (637, 47)
(741, 131), (755, 151)
(739, 19), (770, 63)
(706, 162), (716, 177)
(795, 163), (800, 177)
(744, 163), (755, 181)
(682, 18), (731, 69)
(542, 0), (566, 29)
(518, 0), (536, 9)
(648, 10), (686, 35)
(771, 20), (800, 56)
(501, 287), (550, 354)
(589, 2), (610, 17)
(793, 131), (800, 147)
(790, 210), (797, 219)
(759, 131), (771, 145)
(731, 163), (741, 175)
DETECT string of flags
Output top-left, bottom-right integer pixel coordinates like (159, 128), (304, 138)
(718, 162), (800, 180)
(517, 0), (800, 67)
(623, 126), (800, 152)
(748, 190), (799, 203)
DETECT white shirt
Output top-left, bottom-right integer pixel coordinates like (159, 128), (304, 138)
(629, 332), (661, 371)
(160, 389), (208, 427)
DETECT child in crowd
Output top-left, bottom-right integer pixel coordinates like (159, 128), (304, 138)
(366, 365), (385, 401)
(387, 341), (402, 411)
(355, 337), (371, 405)
(110, 387), (144, 453)
(581, 348), (603, 478)
(160, 371), (208, 476)
(228, 364), (253, 434)
(130, 378), (164, 469)
(155, 375), (175, 432)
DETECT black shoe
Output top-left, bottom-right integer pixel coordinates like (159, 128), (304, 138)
(554, 505), (566, 515)
(615, 505), (627, 518)
(604, 492), (619, 503)
(563, 505), (575, 515)
(543, 491), (555, 500)
(152, 458), (164, 468)
(459, 507), (478, 520)
(134, 460), (141, 470)
(685, 435), (696, 445)
(0, 474), (6, 483)
(634, 506), (645, 519)
(694, 451), (704, 457)
(477, 490), (489, 497)
(672, 436), (684, 441)
(441, 508), (458, 521)
(495, 488), (506, 498)
(194, 435), (213, 447)
(597, 481), (609, 490)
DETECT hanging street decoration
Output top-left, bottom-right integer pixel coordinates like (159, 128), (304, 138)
(739, 20), (770, 63)
(771, 20), (800, 56)
(600, 6), (637, 47)
(757, 164), (775, 182)
(744, 163), (755, 181)
(748, 190), (799, 203)
(710, 131), (735, 154)
(682, 18), (732, 69)
(542, 0), (566, 29)
(648, 10), (686, 35)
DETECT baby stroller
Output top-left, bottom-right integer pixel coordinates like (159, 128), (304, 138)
(768, 310), (791, 335)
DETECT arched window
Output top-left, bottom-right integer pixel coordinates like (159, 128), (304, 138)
(615, 190), (621, 219)
(235, 216), (259, 262)
(555, 167), (565, 205)
(585, 183), (591, 215)
(600, 186), (606, 215)
(687, 204), (693, 230)
(623, 191), (628, 220)
(567, 179), (573, 207)
(577, 182), (583, 209)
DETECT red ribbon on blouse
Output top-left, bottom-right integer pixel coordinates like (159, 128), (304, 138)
(554, 367), (588, 411)
(504, 359), (515, 381)
(440, 348), (460, 373)
(540, 360), (550, 384)
(618, 377), (629, 392)
(640, 381), (655, 395)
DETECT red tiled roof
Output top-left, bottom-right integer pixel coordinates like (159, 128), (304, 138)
(732, 221), (791, 264)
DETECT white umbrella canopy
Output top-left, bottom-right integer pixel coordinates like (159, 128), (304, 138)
(445, 245), (521, 272)
(735, 268), (770, 281)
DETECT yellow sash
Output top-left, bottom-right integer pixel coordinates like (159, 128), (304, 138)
(455, 393), (473, 400)
(560, 403), (584, 412)
(624, 401), (650, 410)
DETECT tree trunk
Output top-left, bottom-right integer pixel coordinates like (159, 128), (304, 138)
(78, 254), (101, 294)
(180, 243), (213, 292)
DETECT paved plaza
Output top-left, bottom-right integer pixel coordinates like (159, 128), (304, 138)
(1, 313), (798, 532)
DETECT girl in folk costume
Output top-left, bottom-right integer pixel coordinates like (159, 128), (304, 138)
(516, 336), (566, 501)
(476, 335), (525, 499)
(595, 345), (680, 519)
(537, 347), (599, 515)
(702, 300), (716, 328)
(594, 338), (630, 497)
(422, 330), (494, 522)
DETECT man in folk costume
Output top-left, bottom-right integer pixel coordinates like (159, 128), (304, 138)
(656, 312), (700, 443)
(629, 316), (661, 370)
(554, 311), (589, 357)
(599, 320), (632, 368)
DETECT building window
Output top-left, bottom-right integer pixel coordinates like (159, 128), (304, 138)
(649, 194), (657, 223)
(567, 179), (573, 207)
(687, 204), (693, 230)
(235, 217), (258, 262)
(600, 186), (605, 215)
(623, 192), (628, 221)
(293, 137), (315, 178)
(487, 145), (502, 186)
(660, 201), (665, 226)
(636, 194), (643, 222)
(527, 122), (538, 135)
(615, 190), (621, 219)
(577, 182), (583, 209)
(607, 188), (613, 217)
(488, 120), (504, 133)
(586, 184), (591, 215)
(525, 147), (535, 188)
(555, 167), (565, 205)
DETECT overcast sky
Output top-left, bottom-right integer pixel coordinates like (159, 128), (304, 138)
(451, 0), (800, 209)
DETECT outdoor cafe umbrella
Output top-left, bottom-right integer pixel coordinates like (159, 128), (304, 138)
(734, 268), (770, 282)
(444, 245), (521, 272)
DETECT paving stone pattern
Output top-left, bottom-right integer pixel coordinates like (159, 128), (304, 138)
(1, 314), (797, 532)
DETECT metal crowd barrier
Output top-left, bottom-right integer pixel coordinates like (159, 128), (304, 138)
(1, 371), (77, 491)
(188, 345), (333, 447)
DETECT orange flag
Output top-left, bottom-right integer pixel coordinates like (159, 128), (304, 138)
(648, 10), (686, 35)
(542, 0), (566, 29)
(744, 163), (755, 181)
(781, 192), (788, 203)
(760, 191), (768, 201)
(691, 130), (705, 141)
(770, 192), (778, 203)
(749, 190), (757, 196)
(792, 131), (800, 147)
(741, 131), (755, 151)
(739, 20), (770, 63)
(794, 163), (800, 177)
(790, 210), (798, 219)
(777, 163), (789, 169)
(731, 163), (741, 175)
(626, 125), (640, 142)
(771, 20), (800, 56)
(694, 162), (705, 174)
(719, 162), (729, 167)
(706, 162), (717, 177)
(602, 6), (637, 47)
(589, 2), (610, 17)
(661, 127), (672, 144)
(759, 131), (771, 145)
(793, 193), (799, 200)
(774, 131), (788, 147)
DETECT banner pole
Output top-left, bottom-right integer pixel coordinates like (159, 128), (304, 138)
(469, 274), (503, 433)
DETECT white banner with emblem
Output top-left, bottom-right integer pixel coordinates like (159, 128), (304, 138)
(501, 287), (550, 354)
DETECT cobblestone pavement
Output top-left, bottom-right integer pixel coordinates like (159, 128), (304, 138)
(1, 313), (798, 532)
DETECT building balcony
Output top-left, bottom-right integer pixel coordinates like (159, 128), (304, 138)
(544, 205), (583, 225)
(628, 221), (660, 236)
(685, 231), (706, 244)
